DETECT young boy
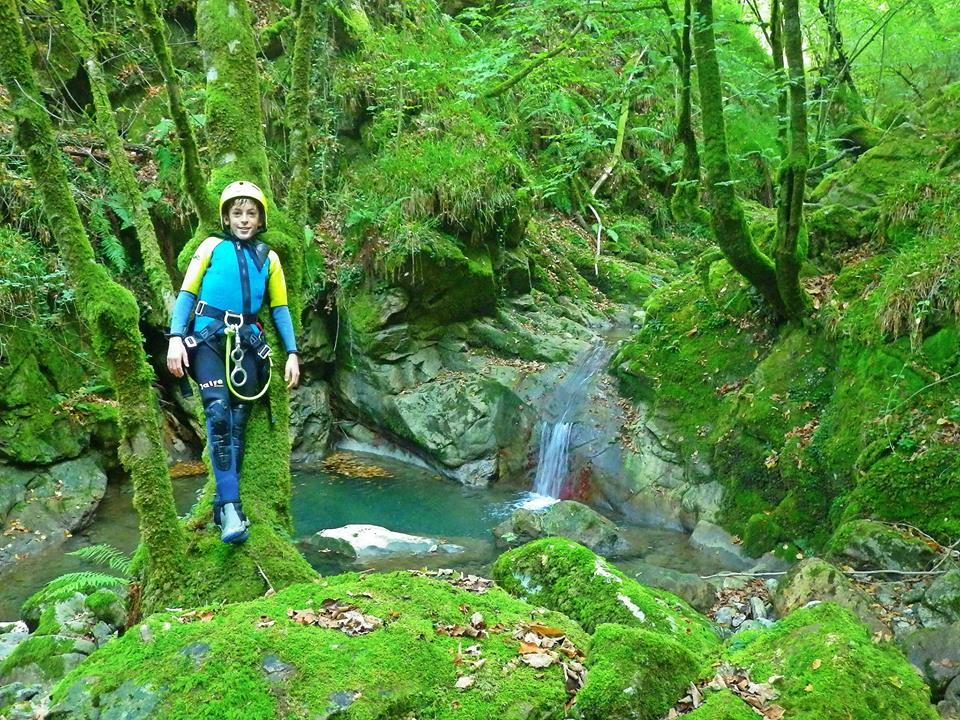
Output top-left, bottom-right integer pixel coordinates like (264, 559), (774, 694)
(166, 181), (300, 544)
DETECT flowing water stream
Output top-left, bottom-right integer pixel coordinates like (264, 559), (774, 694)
(0, 452), (733, 619)
(530, 342), (618, 502)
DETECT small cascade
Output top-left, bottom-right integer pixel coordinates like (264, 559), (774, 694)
(530, 343), (615, 501)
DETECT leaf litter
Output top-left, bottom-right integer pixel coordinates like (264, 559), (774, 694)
(286, 598), (383, 636)
(661, 664), (784, 719)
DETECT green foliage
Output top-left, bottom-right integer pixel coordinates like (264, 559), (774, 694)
(23, 544), (131, 609)
(0, 228), (73, 328)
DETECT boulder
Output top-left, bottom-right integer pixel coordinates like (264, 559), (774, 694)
(577, 623), (701, 720)
(492, 537), (720, 659)
(493, 500), (629, 556)
(0, 456), (107, 572)
(689, 521), (756, 572)
(941, 675), (960, 720)
(899, 622), (960, 697)
(773, 557), (888, 635)
(922, 569), (960, 624)
(316, 524), (463, 558)
(613, 560), (717, 613)
(47, 572), (592, 719)
(826, 519), (940, 573)
(727, 603), (939, 720)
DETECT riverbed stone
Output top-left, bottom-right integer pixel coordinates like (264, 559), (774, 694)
(689, 521), (755, 571)
(826, 519), (940, 573)
(681, 480), (724, 524)
(773, 557), (888, 634)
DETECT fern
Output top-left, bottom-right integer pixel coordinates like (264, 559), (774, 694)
(24, 544), (132, 608)
(26, 571), (127, 606)
(68, 543), (132, 575)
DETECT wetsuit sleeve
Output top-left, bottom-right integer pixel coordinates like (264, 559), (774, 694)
(270, 306), (298, 354)
(168, 291), (196, 337)
(266, 250), (297, 354)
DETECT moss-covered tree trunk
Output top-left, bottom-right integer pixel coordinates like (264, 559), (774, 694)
(664, 0), (702, 219)
(692, 0), (786, 317)
(773, 0), (809, 320)
(171, 0), (315, 600)
(769, 0), (788, 156)
(286, 0), (318, 230)
(62, 0), (175, 325)
(0, 0), (188, 610)
(135, 0), (217, 229)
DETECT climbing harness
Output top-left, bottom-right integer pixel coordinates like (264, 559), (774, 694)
(224, 313), (272, 401)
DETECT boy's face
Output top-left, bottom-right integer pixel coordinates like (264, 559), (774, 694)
(224, 198), (262, 241)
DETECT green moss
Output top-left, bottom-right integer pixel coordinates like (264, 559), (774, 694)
(0, 635), (74, 682)
(492, 538), (720, 663)
(726, 603), (938, 719)
(577, 623), (701, 720)
(53, 572), (591, 719)
(684, 690), (758, 720)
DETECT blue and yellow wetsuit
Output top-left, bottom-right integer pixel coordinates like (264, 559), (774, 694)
(168, 234), (297, 523)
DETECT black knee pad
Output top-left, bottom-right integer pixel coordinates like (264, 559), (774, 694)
(206, 399), (232, 471)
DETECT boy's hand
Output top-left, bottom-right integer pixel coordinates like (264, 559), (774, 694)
(285, 353), (300, 390)
(167, 336), (189, 378)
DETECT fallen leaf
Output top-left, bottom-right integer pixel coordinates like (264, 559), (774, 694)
(520, 652), (556, 669)
(811, 658), (822, 670)
(455, 675), (475, 690)
(804, 683), (813, 692)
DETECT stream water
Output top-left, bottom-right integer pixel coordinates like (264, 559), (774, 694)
(531, 342), (619, 500)
(0, 452), (731, 620)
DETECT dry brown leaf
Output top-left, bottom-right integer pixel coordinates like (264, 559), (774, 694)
(520, 652), (556, 669)
(455, 675), (475, 690)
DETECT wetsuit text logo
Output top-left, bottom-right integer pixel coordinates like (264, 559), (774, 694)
(199, 379), (225, 389)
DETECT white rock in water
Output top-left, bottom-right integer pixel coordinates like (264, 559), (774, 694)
(318, 524), (464, 557)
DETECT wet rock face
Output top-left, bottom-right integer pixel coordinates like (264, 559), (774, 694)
(0, 455), (107, 571)
(900, 623), (960, 699)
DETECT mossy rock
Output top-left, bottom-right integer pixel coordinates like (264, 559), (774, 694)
(772, 557), (887, 636)
(825, 519), (940, 572)
(683, 690), (758, 719)
(492, 538), (720, 662)
(50, 571), (594, 719)
(576, 622), (702, 720)
(726, 603), (939, 719)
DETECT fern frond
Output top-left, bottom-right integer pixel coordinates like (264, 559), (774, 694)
(67, 543), (132, 575)
(27, 571), (127, 606)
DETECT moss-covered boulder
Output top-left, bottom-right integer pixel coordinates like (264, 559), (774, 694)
(493, 501), (629, 556)
(727, 603), (939, 719)
(773, 558), (887, 635)
(48, 571), (595, 719)
(825, 519), (940, 573)
(683, 690), (758, 719)
(492, 538), (720, 661)
(576, 622), (701, 720)
(922, 569), (960, 624)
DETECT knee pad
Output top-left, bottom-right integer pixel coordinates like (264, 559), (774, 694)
(231, 403), (251, 470)
(206, 399), (232, 472)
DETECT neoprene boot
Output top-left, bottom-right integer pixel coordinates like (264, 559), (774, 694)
(219, 502), (250, 544)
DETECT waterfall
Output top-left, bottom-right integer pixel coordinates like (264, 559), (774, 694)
(530, 343), (614, 500)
